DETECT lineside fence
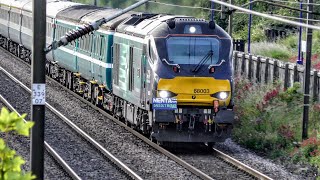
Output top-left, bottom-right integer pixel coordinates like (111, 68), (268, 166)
(233, 51), (320, 102)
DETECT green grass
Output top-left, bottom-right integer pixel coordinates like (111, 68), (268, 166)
(250, 42), (292, 61)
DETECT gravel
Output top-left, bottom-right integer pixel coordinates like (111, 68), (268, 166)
(0, 102), (71, 180)
(215, 138), (318, 179)
(0, 49), (200, 179)
(0, 71), (130, 179)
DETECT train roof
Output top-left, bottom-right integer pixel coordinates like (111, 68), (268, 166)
(11, 0), (81, 18)
(56, 4), (103, 23)
(116, 14), (191, 37)
(81, 9), (135, 31)
(46, 1), (81, 18)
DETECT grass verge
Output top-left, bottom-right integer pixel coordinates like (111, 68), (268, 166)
(233, 77), (320, 174)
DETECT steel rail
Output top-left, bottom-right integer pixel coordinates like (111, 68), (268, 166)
(0, 66), (143, 180)
(212, 148), (273, 180)
(0, 94), (81, 180)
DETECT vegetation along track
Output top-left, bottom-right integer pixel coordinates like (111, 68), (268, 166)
(0, 67), (141, 179)
(0, 95), (79, 180)
(0, 47), (272, 179)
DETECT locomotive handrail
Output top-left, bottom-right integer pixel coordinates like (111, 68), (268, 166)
(208, 59), (226, 69)
(45, 0), (150, 54)
(162, 58), (181, 68)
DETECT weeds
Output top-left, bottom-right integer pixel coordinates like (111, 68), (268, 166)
(233, 77), (320, 172)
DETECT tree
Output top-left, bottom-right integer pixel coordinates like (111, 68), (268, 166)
(0, 107), (35, 180)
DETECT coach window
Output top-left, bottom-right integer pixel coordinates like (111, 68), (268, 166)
(11, 12), (19, 24)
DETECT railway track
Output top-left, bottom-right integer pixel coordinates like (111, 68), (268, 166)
(0, 47), (273, 179)
(0, 95), (79, 180)
(0, 68), (141, 179)
(0, 101), (73, 179)
(170, 144), (273, 180)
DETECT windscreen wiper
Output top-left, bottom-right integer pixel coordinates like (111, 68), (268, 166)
(192, 50), (213, 73)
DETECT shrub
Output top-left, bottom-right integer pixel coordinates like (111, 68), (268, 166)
(233, 76), (320, 172)
(0, 107), (35, 179)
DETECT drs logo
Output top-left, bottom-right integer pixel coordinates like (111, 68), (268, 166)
(194, 89), (210, 93)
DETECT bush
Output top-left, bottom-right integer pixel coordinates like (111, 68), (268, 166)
(233, 77), (320, 172)
(0, 107), (35, 179)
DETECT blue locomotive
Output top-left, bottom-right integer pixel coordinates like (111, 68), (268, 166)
(0, 0), (234, 144)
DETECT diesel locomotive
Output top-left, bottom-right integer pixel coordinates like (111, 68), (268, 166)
(0, 0), (234, 144)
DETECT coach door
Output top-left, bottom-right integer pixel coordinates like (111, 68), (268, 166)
(128, 46), (143, 106)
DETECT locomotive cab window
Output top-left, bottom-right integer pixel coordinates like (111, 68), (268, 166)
(166, 37), (220, 65)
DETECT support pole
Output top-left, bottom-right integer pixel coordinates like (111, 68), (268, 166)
(228, 0), (233, 36)
(247, 0), (252, 53)
(302, 0), (313, 139)
(297, 1), (303, 65)
(31, 0), (46, 179)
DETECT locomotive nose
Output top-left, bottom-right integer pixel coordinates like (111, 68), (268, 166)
(157, 77), (231, 106)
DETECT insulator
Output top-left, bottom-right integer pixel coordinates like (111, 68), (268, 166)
(64, 24), (94, 44)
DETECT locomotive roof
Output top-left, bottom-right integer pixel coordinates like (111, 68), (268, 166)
(56, 4), (104, 23)
(81, 9), (135, 31)
(116, 14), (192, 37)
(46, 1), (81, 18)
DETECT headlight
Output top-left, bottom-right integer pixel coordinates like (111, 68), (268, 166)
(219, 92), (228, 100)
(158, 90), (177, 98)
(211, 91), (229, 100)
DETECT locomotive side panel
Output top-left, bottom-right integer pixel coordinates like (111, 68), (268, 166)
(112, 34), (146, 109)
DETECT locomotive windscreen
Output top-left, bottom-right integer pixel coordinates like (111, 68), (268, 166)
(166, 37), (220, 65)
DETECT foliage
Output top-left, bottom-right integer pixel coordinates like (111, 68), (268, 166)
(0, 108), (35, 180)
(250, 42), (292, 61)
(233, 77), (320, 171)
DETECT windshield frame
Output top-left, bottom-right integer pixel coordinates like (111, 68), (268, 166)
(166, 36), (220, 65)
